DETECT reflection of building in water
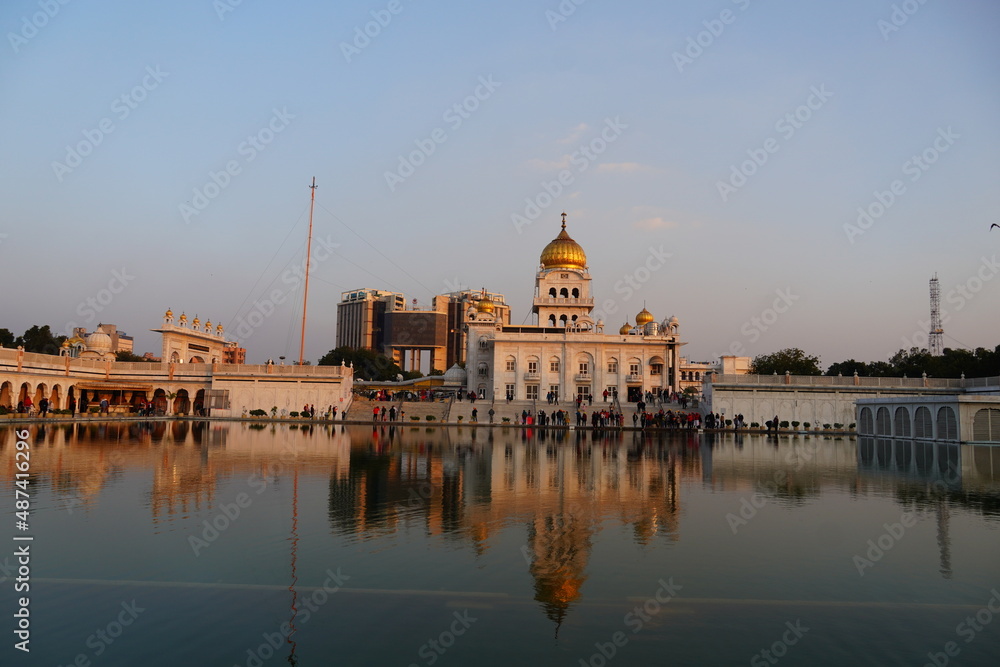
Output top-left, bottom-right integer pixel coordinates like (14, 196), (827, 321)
(856, 438), (1000, 579)
(527, 507), (593, 633)
(325, 427), (685, 629)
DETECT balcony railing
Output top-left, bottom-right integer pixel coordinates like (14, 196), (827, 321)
(574, 374), (592, 382)
(524, 372), (540, 381)
(534, 297), (595, 305)
(625, 374), (642, 383)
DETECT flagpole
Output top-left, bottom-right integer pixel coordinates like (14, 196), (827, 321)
(298, 177), (317, 365)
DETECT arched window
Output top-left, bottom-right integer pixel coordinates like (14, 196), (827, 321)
(973, 409), (1000, 442)
(571, 315), (578, 322)
(549, 357), (560, 373)
(559, 288), (569, 298)
(478, 362), (489, 377)
(914, 407), (932, 438)
(860, 407), (873, 434)
(479, 337), (489, 350)
(547, 315), (556, 327)
(571, 288), (580, 298)
(876, 407), (891, 435)
(859, 408), (875, 435)
(893, 407), (911, 437)
(559, 315), (568, 327)
(607, 358), (618, 374)
(549, 287), (557, 297)
(505, 356), (516, 372)
(937, 407), (957, 440)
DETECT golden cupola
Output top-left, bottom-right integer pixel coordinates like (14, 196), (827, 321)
(619, 322), (632, 335)
(540, 214), (587, 270)
(635, 306), (654, 326)
(476, 290), (496, 314)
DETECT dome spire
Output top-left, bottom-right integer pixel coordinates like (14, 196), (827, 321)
(561, 211), (567, 231)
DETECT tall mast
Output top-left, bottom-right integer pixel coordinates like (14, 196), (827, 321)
(298, 177), (317, 365)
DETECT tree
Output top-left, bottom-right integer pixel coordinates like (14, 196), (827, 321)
(0, 328), (14, 347)
(115, 350), (148, 362)
(318, 346), (404, 381)
(825, 359), (869, 376)
(16, 325), (66, 355)
(750, 348), (822, 376)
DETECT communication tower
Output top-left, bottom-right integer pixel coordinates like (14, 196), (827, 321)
(929, 274), (944, 356)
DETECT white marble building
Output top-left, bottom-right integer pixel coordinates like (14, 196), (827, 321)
(463, 215), (684, 403)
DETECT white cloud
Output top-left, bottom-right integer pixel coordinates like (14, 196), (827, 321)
(633, 217), (678, 231)
(559, 123), (589, 144)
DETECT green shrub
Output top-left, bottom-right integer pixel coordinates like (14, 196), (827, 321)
(501, 417), (511, 423)
(249, 409), (267, 417)
(779, 421), (789, 428)
(290, 411), (299, 418)
(725, 419), (733, 427)
(425, 415), (436, 421)
(803, 422), (811, 428)
(833, 423), (843, 429)
(823, 423), (832, 430)
(849, 422), (856, 429)
(791, 421), (800, 428)
(750, 422), (760, 428)
(410, 416), (420, 421)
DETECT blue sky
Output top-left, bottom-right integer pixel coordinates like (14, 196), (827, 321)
(1, 0), (997, 366)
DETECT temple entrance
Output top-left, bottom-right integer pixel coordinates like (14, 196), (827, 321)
(627, 386), (642, 403)
(174, 389), (190, 415)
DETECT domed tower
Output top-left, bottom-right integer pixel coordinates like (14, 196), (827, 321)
(533, 213), (595, 329)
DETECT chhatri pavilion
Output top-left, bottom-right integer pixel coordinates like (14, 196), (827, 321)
(463, 215), (685, 403)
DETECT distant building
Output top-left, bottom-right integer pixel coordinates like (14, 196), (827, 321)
(336, 287), (512, 373)
(335, 289), (406, 351)
(223, 342), (246, 365)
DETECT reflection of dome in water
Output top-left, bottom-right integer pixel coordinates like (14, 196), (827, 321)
(86, 331), (112, 352)
(527, 513), (593, 636)
(540, 218), (587, 270)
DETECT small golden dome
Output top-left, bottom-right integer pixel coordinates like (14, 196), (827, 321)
(540, 214), (587, 270)
(476, 291), (495, 314)
(636, 307), (654, 326)
(179, 312), (188, 323)
(61, 339), (70, 348)
(165, 308), (173, 318)
(619, 323), (632, 335)
(216, 324), (224, 334)
(205, 320), (211, 330)
(192, 315), (200, 327)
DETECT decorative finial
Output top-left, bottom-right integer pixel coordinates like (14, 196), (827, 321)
(561, 212), (567, 230)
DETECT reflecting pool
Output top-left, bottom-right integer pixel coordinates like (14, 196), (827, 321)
(1, 422), (998, 666)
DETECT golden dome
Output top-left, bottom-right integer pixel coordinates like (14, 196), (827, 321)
(540, 214), (587, 270)
(179, 312), (188, 323)
(205, 320), (212, 330)
(216, 324), (224, 334)
(476, 297), (495, 314)
(619, 323), (632, 335)
(636, 307), (654, 326)
(192, 315), (200, 327)
(165, 308), (173, 318)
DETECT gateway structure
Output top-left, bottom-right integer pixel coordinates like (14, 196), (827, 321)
(463, 215), (684, 403)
